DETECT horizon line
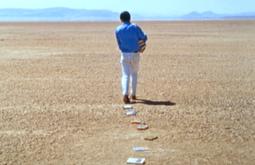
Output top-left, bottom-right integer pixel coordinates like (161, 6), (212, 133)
(0, 7), (254, 16)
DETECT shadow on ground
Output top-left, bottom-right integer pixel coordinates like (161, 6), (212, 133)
(134, 99), (176, 106)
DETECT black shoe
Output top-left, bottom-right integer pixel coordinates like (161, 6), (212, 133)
(131, 95), (137, 100)
(123, 95), (130, 104)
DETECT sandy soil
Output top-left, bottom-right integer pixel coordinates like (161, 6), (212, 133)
(0, 21), (255, 165)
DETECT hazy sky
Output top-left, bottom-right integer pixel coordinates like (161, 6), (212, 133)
(0, 0), (254, 16)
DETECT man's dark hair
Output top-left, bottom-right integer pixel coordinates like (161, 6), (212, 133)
(120, 11), (131, 22)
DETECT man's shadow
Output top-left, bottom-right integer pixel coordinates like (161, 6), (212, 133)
(133, 98), (176, 106)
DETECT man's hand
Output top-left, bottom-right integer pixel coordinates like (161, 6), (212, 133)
(138, 40), (146, 53)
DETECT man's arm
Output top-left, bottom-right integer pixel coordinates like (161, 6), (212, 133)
(115, 31), (122, 50)
(136, 26), (148, 42)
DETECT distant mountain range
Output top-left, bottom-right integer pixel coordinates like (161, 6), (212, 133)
(0, 8), (254, 21)
(182, 11), (223, 19)
(181, 11), (255, 20)
(0, 8), (119, 21)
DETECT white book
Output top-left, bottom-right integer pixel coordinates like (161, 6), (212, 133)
(123, 105), (133, 110)
(127, 157), (145, 164)
(126, 109), (136, 116)
(133, 147), (149, 152)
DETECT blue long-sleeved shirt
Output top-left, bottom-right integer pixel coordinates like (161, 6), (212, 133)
(115, 22), (148, 53)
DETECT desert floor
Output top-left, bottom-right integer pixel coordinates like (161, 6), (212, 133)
(0, 21), (255, 165)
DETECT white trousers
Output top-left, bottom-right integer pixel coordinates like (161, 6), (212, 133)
(120, 52), (140, 96)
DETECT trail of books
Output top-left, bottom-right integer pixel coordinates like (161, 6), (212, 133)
(123, 105), (158, 165)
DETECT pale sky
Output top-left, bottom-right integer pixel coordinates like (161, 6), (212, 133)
(0, 0), (254, 16)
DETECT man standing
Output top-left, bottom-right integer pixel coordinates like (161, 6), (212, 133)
(115, 11), (148, 104)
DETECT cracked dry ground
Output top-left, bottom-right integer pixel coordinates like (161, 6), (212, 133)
(0, 21), (255, 164)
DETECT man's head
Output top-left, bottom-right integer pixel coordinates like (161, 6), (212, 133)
(120, 11), (131, 23)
